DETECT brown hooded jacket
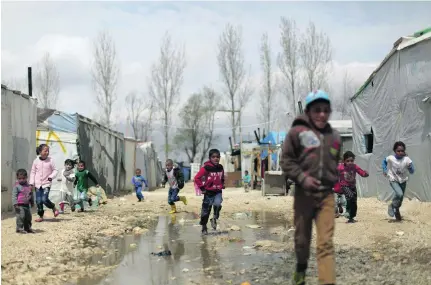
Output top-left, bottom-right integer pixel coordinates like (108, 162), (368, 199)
(281, 114), (342, 190)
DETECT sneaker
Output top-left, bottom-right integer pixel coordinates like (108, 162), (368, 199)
(335, 213), (340, 218)
(53, 210), (60, 217)
(292, 271), (306, 285)
(388, 204), (395, 218)
(347, 218), (356, 223)
(35, 217), (43, 222)
(59, 210), (65, 214)
(138, 199), (142, 202)
(26, 229), (36, 234)
(79, 208), (84, 213)
(71, 206), (76, 212)
(202, 225), (208, 235)
(210, 218), (217, 230)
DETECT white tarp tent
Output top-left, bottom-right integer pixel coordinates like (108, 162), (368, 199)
(36, 109), (126, 203)
(135, 142), (163, 190)
(350, 28), (431, 201)
(1, 86), (37, 212)
(124, 138), (137, 191)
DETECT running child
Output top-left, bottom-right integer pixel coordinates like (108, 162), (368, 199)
(58, 159), (76, 213)
(194, 149), (225, 235)
(281, 90), (341, 285)
(13, 169), (35, 233)
(30, 144), (59, 222)
(132, 168), (148, 202)
(74, 160), (99, 212)
(337, 151), (369, 223)
(382, 141), (415, 221)
(243, 170), (251, 192)
(161, 159), (187, 214)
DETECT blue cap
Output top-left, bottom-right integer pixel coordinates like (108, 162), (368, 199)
(304, 90), (330, 109)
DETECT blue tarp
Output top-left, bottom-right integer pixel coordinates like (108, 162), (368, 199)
(261, 131), (286, 160)
(37, 109), (78, 133)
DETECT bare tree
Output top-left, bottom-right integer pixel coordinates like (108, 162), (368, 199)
(149, 32), (186, 159)
(217, 23), (252, 144)
(299, 22), (332, 94)
(335, 71), (357, 119)
(173, 87), (218, 164)
(91, 30), (119, 128)
(125, 91), (155, 141)
(259, 32), (276, 131)
(277, 17), (300, 116)
(34, 52), (60, 109)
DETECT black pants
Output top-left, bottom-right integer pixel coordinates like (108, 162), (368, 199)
(343, 186), (358, 219)
(200, 192), (223, 226)
(15, 205), (32, 231)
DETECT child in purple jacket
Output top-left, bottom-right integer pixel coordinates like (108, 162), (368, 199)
(12, 169), (35, 234)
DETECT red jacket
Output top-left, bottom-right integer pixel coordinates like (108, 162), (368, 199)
(334, 163), (368, 193)
(194, 161), (225, 193)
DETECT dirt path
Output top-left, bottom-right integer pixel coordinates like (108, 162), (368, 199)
(2, 183), (431, 285)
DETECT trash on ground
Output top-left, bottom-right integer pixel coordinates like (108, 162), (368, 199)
(246, 224), (262, 229)
(151, 250), (172, 256)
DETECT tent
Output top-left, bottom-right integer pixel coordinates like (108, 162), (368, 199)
(36, 109), (126, 203)
(1, 85), (37, 212)
(135, 142), (163, 190)
(350, 27), (431, 201)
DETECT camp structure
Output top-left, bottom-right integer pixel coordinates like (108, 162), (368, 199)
(350, 27), (431, 201)
(135, 142), (163, 190)
(36, 109), (126, 203)
(1, 85), (38, 212)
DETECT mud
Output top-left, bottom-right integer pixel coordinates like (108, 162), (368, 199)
(2, 184), (431, 285)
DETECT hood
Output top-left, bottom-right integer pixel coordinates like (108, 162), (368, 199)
(203, 160), (223, 171)
(15, 181), (29, 186)
(291, 114), (332, 133)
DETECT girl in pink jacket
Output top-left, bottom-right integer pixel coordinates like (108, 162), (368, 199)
(30, 144), (59, 222)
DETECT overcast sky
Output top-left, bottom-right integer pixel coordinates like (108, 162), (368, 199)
(2, 1), (431, 154)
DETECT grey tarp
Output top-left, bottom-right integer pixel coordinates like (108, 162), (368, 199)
(1, 86), (37, 212)
(351, 32), (431, 201)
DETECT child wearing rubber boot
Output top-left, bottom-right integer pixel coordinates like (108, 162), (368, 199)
(162, 159), (187, 214)
(337, 151), (369, 223)
(281, 90), (341, 285)
(382, 141), (414, 221)
(194, 149), (225, 235)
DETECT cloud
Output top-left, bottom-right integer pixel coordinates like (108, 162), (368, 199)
(2, 1), (430, 129)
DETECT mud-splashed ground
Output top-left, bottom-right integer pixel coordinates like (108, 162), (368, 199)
(2, 184), (431, 285)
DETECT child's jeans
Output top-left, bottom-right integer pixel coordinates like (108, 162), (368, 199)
(200, 191), (223, 226)
(75, 191), (89, 210)
(168, 188), (180, 205)
(135, 186), (144, 200)
(343, 186), (358, 219)
(390, 181), (407, 209)
(15, 205), (32, 231)
(36, 187), (56, 217)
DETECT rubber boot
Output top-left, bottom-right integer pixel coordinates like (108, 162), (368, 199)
(169, 204), (177, 214)
(179, 196), (188, 205)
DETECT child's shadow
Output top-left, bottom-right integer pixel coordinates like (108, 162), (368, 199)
(383, 218), (414, 224)
(30, 229), (46, 234)
(42, 217), (72, 222)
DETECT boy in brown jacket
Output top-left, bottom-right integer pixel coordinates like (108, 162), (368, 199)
(281, 90), (341, 285)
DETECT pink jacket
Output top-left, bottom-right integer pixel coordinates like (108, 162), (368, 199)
(29, 156), (58, 188)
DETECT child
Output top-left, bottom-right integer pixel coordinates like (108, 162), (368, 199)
(281, 90), (341, 285)
(12, 169), (35, 233)
(132, 168), (148, 202)
(337, 151), (369, 223)
(382, 141), (414, 221)
(243, 170), (251, 192)
(194, 149), (225, 235)
(58, 159), (76, 213)
(30, 144), (59, 222)
(74, 160), (99, 212)
(161, 159), (187, 214)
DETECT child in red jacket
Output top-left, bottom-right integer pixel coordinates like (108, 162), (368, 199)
(194, 149), (225, 235)
(337, 151), (369, 223)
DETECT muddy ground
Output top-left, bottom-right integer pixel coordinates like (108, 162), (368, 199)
(2, 183), (431, 285)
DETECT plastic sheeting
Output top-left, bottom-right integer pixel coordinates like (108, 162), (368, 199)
(135, 142), (163, 190)
(1, 86), (38, 212)
(124, 138), (137, 191)
(351, 35), (431, 202)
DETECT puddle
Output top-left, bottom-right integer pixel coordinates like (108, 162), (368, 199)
(73, 211), (293, 285)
